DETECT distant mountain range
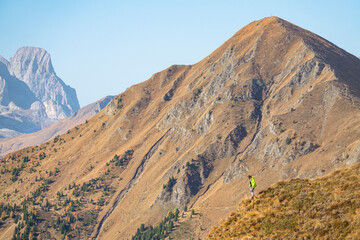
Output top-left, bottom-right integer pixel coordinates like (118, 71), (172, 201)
(0, 47), (80, 138)
(0, 95), (114, 157)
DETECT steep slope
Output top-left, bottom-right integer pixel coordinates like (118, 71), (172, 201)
(0, 47), (80, 137)
(0, 95), (114, 157)
(1, 17), (360, 240)
(208, 162), (360, 239)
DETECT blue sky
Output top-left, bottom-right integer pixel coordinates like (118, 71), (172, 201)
(0, 0), (359, 107)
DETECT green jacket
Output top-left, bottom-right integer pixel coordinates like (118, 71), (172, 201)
(250, 177), (257, 188)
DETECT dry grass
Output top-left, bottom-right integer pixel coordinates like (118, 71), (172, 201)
(209, 163), (360, 239)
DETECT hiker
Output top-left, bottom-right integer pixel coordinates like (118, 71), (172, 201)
(248, 175), (257, 200)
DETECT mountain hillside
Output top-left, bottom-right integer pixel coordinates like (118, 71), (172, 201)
(1, 17), (360, 239)
(209, 162), (360, 239)
(0, 47), (80, 138)
(0, 96), (114, 157)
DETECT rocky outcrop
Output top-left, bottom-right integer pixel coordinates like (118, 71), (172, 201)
(154, 155), (213, 207)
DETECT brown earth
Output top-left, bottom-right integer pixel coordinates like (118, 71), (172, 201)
(1, 16), (360, 240)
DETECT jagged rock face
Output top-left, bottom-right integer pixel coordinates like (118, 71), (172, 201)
(0, 47), (80, 137)
(9, 47), (80, 119)
(0, 60), (38, 109)
(1, 17), (360, 240)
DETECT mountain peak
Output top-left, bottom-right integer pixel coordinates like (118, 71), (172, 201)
(0, 46), (80, 137)
(7, 46), (80, 120)
(10, 46), (55, 79)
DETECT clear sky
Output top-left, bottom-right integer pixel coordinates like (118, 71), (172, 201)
(0, 0), (359, 107)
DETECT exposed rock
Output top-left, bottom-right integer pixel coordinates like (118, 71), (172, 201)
(223, 161), (249, 184)
(154, 155), (213, 207)
(196, 110), (214, 135)
(222, 125), (247, 157)
(0, 47), (80, 137)
(9, 47), (80, 119)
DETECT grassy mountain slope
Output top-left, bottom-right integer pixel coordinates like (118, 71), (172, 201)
(208, 162), (360, 239)
(1, 16), (360, 239)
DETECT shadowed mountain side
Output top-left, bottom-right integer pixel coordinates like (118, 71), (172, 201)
(0, 61), (38, 109)
(1, 17), (360, 240)
(0, 96), (114, 157)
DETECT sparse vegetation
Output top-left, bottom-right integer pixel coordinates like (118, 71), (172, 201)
(110, 149), (134, 167)
(163, 88), (174, 101)
(163, 176), (176, 192)
(131, 209), (180, 240)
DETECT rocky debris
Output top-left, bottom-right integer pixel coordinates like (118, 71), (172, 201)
(223, 161), (249, 184)
(196, 110), (214, 135)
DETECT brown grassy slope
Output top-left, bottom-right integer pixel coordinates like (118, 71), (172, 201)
(1, 16), (360, 240)
(208, 162), (360, 239)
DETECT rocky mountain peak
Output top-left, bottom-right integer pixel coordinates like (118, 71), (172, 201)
(10, 46), (55, 80)
(0, 47), (80, 137)
(8, 46), (80, 120)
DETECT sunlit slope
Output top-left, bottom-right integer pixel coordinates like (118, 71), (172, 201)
(209, 163), (360, 239)
(1, 16), (360, 239)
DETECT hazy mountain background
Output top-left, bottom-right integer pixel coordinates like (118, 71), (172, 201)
(0, 47), (80, 138)
(0, 95), (114, 157)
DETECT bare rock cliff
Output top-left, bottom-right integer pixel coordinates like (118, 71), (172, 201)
(0, 47), (80, 137)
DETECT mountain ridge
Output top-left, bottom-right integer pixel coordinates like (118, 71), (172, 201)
(208, 162), (360, 239)
(0, 95), (114, 157)
(1, 17), (360, 239)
